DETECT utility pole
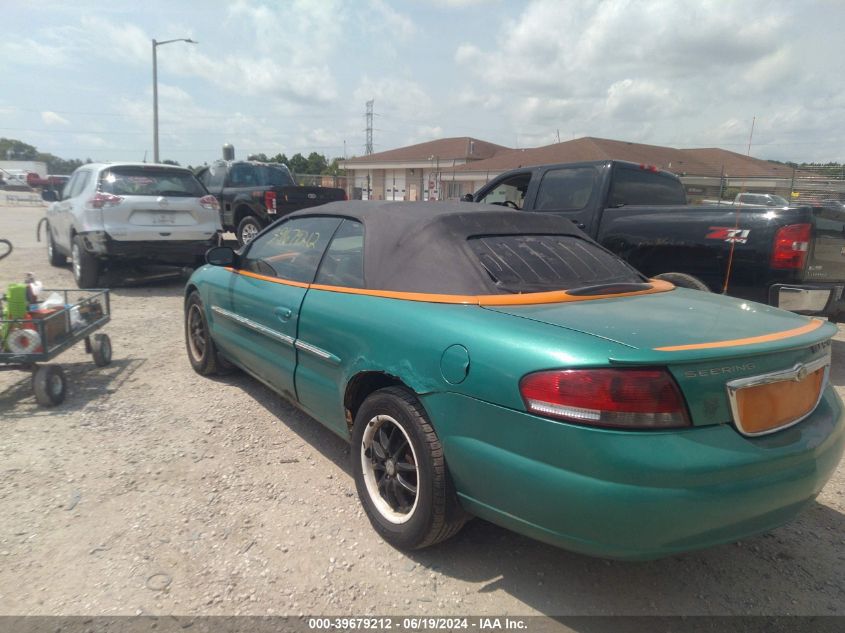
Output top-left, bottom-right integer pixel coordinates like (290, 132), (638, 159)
(365, 100), (374, 155)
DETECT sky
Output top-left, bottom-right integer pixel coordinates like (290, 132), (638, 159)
(1, 0), (843, 167)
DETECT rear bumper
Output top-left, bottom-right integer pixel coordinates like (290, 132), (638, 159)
(422, 387), (845, 560)
(769, 283), (845, 316)
(80, 231), (218, 265)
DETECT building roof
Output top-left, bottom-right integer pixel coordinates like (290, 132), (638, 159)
(418, 137), (802, 180)
(343, 137), (509, 165)
(678, 148), (799, 178)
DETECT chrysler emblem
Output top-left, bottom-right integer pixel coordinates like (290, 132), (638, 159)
(157, 196), (170, 208)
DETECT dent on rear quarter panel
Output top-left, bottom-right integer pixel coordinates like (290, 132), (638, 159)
(298, 291), (628, 422)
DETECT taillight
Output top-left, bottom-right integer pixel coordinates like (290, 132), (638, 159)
(771, 223), (811, 270)
(264, 191), (277, 213)
(520, 368), (690, 429)
(87, 193), (123, 209)
(200, 194), (219, 210)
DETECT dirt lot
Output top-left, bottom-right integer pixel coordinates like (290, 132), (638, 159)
(1, 204), (844, 618)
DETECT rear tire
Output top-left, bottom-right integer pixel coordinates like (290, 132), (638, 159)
(352, 387), (467, 550)
(90, 333), (112, 367)
(46, 227), (66, 266)
(653, 272), (710, 292)
(185, 291), (220, 376)
(236, 215), (262, 247)
(71, 235), (100, 289)
(32, 365), (67, 407)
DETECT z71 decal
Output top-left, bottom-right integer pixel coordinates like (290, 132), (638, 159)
(706, 227), (750, 244)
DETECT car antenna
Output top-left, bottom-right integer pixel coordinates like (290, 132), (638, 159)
(722, 115), (756, 295)
(142, 150), (147, 164)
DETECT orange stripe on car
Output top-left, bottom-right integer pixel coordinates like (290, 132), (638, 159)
(225, 268), (675, 305)
(226, 268), (311, 288)
(654, 319), (824, 352)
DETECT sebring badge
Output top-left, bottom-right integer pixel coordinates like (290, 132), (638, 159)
(684, 363), (756, 378)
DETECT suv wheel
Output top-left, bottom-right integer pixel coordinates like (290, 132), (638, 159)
(236, 216), (262, 247)
(71, 235), (100, 289)
(46, 227), (66, 266)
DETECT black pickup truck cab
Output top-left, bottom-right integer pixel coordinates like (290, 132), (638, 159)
(197, 160), (346, 246)
(466, 160), (845, 319)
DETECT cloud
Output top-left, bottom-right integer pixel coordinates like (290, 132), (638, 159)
(70, 12), (338, 105)
(368, 0), (416, 38)
(451, 0), (844, 160)
(41, 111), (70, 126)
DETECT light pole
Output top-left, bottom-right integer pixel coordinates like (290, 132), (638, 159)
(152, 37), (197, 163)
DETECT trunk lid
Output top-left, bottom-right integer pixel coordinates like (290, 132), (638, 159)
(486, 288), (836, 429)
(103, 194), (219, 241)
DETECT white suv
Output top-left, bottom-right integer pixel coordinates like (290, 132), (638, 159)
(44, 163), (222, 288)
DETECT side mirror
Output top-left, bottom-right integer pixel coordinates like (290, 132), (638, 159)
(461, 193), (474, 202)
(41, 189), (57, 202)
(205, 246), (236, 267)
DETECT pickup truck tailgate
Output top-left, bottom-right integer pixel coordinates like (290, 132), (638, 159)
(807, 206), (845, 282)
(277, 186), (345, 206)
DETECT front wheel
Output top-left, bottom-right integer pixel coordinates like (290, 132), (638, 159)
(71, 235), (100, 289)
(236, 215), (263, 247)
(351, 387), (467, 550)
(185, 291), (221, 376)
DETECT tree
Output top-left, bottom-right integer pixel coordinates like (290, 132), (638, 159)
(0, 138), (39, 160)
(324, 157), (344, 176)
(305, 151), (328, 175)
(288, 152), (308, 175)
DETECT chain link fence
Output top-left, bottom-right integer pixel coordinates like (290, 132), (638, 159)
(685, 165), (845, 207)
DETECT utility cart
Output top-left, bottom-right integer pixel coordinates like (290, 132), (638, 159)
(1, 241), (112, 406)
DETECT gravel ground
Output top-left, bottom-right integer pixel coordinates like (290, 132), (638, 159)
(1, 205), (844, 617)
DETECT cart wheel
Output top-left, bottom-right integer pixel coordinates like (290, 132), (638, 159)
(32, 365), (67, 407)
(90, 333), (112, 367)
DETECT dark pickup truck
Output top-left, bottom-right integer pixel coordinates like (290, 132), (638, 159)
(466, 160), (845, 319)
(197, 160), (346, 246)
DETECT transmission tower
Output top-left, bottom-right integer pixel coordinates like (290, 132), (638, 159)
(365, 100), (374, 155)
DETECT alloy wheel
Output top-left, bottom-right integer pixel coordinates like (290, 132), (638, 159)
(71, 243), (81, 281)
(360, 414), (419, 524)
(187, 304), (207, 361)
(241, 223), (259, 244)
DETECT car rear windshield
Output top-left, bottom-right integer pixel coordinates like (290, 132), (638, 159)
(99, 167), (206, 197)
(468, 234), (644, 293)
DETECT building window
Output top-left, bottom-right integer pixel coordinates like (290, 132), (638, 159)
(447, 181), (463, 199)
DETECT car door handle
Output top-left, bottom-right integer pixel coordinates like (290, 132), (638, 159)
(274, 307), (293, 321)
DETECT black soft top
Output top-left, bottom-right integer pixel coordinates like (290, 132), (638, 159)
(284, 201), (635, 295)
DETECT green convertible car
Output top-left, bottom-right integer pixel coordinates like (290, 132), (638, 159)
(184, 201), (844, 559)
